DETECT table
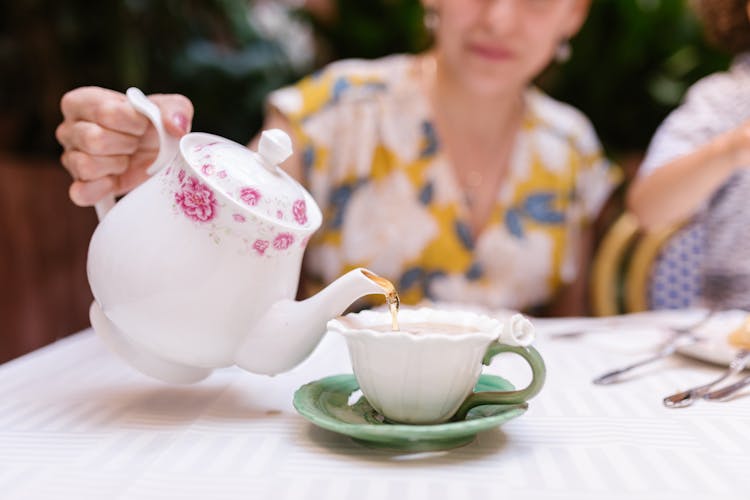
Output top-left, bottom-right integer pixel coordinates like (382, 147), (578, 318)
(2, 312), (749, 500)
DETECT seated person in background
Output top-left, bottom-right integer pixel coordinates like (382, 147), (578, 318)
(56, 0), (620, 316)
(628, 0), (750, 310)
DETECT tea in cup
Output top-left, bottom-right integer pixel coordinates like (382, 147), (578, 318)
(327, 307), (545, 424)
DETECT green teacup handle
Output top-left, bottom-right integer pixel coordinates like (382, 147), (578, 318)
(452, 343), (546, 421)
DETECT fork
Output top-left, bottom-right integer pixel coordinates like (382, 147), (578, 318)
(592, 310), (715, 386)
(703, 371), (750, 401)
(663, 349), (750, 408)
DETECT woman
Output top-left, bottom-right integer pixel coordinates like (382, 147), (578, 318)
(628, 0), (750, 309)
(56, 0), (619, 314)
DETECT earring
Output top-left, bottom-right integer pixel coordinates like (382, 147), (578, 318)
(555, 39), (571, 63)
(424, 6), (439, 32)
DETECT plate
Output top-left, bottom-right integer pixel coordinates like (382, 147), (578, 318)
(293, 374), (527, 452)
(675, 310), (748, 366)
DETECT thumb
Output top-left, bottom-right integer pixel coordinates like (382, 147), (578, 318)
(149, 93), (194, 137)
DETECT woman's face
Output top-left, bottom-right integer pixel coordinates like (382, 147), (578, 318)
(429, 0), (589, 96)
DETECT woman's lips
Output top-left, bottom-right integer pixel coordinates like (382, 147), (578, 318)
(467, 43), (515, 61)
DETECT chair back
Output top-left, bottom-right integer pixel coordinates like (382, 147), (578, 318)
(590, 213), (701, 316)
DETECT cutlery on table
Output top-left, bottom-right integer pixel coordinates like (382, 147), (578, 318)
(702, 372), (750, 401)
(663, 349), (750, 408)
(700, 318), (750, 403)
(592, 311), (716, 386)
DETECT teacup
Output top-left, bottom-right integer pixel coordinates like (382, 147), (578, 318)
(327, 307), (545, 424)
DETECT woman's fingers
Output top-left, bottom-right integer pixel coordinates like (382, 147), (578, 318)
(58, 87), (195, 207)
(149, 94), (194, 137)
(67, 167), (149, 207)
(56, 91), (192, 168)
(58, 89), (193, 152)
(58, 121), (141, 156)
(66, 149), (157, 206)
(69, 177), (117, 207)
(114, 155), (152, 194)
(61, 87), (150, 136)
(61, 151), (130, 181)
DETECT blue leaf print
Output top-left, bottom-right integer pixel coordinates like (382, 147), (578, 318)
(424, 270), (446, 301)
(328, 185), (351, 229)
(523, 192), (565, 224)
(455, 221), (475, 250)
(362, 81), (388, 94)
(419, 182), (434, 205)
(505, 209), (524, 238)
(420, 121), (439, 158)
(302, 146), (315, 178)
(331, 77), (350, 104)
(400, 267), (426, 291)
(465, 262), (484, 281)
(328, 180), (362, 229)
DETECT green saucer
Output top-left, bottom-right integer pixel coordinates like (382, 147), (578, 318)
(293, 374), (527, 452)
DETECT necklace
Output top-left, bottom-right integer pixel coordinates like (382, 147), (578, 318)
(418, 52), (525, 225)
(460, 169), (488, 207)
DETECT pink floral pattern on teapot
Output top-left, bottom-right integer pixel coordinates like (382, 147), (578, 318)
(240, 187), (262, 207)
(175, 176), (218, 222)
(293, 199), (308, 225)
(162, 164), (311, 258)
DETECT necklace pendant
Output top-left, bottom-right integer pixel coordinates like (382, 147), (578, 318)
(466, 170), (483, 189)
(464, 192), (475, 207)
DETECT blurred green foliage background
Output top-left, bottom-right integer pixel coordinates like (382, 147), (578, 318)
(0, 0), (730, 159)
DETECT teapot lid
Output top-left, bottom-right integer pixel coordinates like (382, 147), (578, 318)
(181, 130), (320, 232)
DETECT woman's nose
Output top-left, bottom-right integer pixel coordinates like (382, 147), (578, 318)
(482, 0), (521, 35)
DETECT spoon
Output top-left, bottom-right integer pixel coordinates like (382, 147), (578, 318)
(663, 349), (750, 408)
(701, 318), (750, 403)
(702, 371), (750, 401)
(664, 315), (750, 407)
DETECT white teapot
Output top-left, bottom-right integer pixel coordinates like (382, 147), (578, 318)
(87, 88), (385, 383)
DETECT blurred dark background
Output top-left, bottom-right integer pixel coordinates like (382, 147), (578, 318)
(0, 0), (729, 361)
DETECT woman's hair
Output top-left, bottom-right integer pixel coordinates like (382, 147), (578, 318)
(694, 0), (750, 54)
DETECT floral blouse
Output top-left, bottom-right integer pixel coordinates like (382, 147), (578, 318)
(268, 55), (620, 311)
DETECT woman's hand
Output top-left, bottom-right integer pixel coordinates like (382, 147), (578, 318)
(726, 119), (750, 167)
(628, 119), (750, 231)
(56, 86), (194, 206)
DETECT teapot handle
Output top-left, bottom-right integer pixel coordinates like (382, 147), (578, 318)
(94, 87), (180, 220)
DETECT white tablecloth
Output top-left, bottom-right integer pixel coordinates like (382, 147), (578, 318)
(2, 313), (749, 500)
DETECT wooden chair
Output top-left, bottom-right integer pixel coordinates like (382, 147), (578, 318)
(590, 213), (683, 316)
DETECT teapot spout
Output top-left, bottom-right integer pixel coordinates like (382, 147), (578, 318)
(234, 268), (388, 375)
